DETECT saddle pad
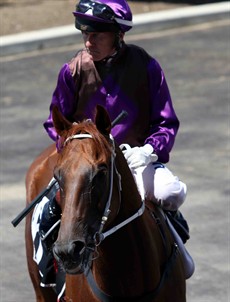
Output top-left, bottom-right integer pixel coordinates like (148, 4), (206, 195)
(31, 196), (66, 301)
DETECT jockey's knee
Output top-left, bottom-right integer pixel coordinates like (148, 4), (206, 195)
(149, 164), (187, 211)
(154, 179), (187, 211)
(129, 163), (187, 211)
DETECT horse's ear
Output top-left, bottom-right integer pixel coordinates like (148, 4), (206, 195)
(52, 105), (72, 136)
(95, 105), (112, 136)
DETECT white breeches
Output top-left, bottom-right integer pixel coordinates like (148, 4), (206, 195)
(129, 163), (187, 211)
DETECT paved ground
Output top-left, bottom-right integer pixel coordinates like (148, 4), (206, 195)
(0, 3), (229, 302)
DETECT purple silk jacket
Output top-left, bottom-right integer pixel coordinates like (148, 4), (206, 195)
(44, 43), (179, 163)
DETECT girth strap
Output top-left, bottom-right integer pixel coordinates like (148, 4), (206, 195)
(85, 243), (179, 302)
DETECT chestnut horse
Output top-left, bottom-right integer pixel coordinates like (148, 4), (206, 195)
(25, 105), (186, 302)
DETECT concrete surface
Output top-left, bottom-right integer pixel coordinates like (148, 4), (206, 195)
(0, 2), (228, 56)
(0, 2), (229, 302)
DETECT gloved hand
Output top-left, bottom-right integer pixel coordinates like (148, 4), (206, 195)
(121, 144), (158, 169)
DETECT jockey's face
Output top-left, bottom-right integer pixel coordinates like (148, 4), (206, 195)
(82, 31), (117, 61)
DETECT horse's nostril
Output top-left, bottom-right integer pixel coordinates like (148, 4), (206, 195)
(53, 243), (63, 260)
(53, 240), (86, 262)
(70, 240), (86, 257)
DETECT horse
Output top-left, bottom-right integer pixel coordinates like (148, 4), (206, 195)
(25, 105), (186, 302)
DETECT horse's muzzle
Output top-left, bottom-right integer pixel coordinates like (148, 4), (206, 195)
(53, 239), (92, 274)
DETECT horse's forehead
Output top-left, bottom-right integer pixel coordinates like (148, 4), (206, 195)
(59, 136), (109, 168)
(72, 121), (94, 133)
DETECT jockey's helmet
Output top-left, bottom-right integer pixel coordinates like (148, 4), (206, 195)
(73, 0), (133, 33)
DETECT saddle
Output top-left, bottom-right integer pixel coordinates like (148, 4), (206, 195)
(164, 210), (190, 244)
(146, 201), (194, 279)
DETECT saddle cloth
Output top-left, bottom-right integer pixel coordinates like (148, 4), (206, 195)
(31, 196), (66, 301)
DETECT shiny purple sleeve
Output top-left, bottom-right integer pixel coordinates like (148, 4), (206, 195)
(43, 64), (76, 141)
(144, 59), (179, 163)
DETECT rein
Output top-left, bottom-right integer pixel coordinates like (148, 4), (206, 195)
(97, 201), (145, 243)
(86, 243), (179, 302)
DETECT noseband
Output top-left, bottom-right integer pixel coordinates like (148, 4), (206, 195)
(63, 132), (145, 246)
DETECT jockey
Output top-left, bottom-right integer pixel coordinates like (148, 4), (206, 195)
(36, 0), (190, 290)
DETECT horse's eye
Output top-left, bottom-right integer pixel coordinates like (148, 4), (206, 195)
(97, 165), (108, 178)
(91, 165), (109, 211)
(54, 168), (64, 189)
(92, 165), (107, 187)
(54, 169), (60, 181)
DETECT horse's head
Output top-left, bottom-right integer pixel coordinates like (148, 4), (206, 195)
(52, 105), (120, 274)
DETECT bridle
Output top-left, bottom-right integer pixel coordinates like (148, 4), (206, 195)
(42, 132), (145, 243)
(63, 132), (145, 246)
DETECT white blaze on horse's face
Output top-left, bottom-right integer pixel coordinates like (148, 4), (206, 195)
(53, 120), (113, 274)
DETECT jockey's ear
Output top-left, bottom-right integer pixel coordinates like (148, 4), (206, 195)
(94, 105), (112, 136)
(52, 105), (72, 136)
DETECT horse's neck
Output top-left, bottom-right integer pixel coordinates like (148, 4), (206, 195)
(93, 210), (164, 297)
(115, 148), (142, 212)
(113, 148), (151, 239)
(92, 151), (165, 296)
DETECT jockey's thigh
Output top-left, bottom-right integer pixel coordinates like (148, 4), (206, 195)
(132, 163), (187, 211)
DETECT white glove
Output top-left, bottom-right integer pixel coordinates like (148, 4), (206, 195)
(121, 144), (158, 169)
